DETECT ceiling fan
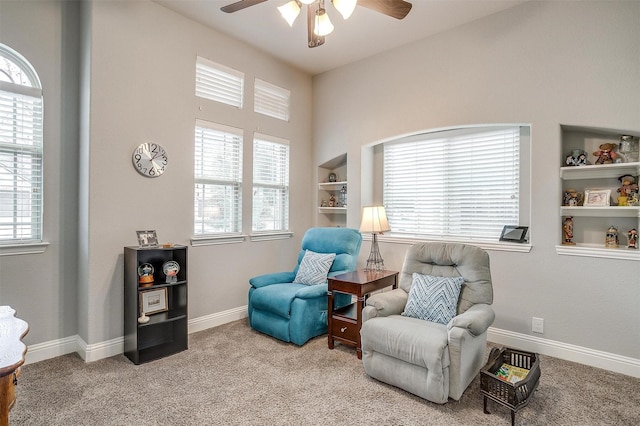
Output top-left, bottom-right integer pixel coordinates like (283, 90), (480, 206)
(221, 0), (413, 48)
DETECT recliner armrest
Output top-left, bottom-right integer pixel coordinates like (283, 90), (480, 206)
(447, 303), (495, 336)
(249, 271), (296, 289)
(364, 288), (408, 317)
(295, 283), (329, 299)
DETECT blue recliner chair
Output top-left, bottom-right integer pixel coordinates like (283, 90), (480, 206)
(248, 227), (362, 345)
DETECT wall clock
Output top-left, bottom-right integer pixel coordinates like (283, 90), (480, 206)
(132, 142), (168, 178)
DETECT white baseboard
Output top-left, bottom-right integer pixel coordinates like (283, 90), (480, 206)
(188, 305), (248, 334)
(488, 327), (640, 378)
(24, 335), (77, 365)
(23, 306), (249, 365)
(76, 335), (124, 363)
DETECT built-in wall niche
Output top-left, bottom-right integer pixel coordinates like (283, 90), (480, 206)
(557, 125), (640, 261)
(317, 154), (347, 227)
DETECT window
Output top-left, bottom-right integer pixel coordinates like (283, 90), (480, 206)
(194, 120), (243, 236)
(252, 134), (289, 232)
(0, 44), (43, 244)
(196, 56), (244, 108)
(383, 126), (523, 242)
(254, 78), (290, 121)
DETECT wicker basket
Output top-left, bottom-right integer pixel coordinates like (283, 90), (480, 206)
(480, 347), (541, 426)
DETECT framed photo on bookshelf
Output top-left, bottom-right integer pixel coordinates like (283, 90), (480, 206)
(136, 230), (158, 248)
(140, 288), (168, 315)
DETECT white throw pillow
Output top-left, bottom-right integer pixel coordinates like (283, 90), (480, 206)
(402, 273), (464, 324)
(293, 250), (336, 285)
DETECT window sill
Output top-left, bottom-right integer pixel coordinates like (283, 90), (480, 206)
(368, 234), (532, 253)
(250, 231), (293, 242)
(191, 234), (246, 246)
(0, 241), (50, 256)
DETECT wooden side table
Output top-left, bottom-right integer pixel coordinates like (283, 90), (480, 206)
(0, 306), (29, 426)
(328, 270), (398, 359)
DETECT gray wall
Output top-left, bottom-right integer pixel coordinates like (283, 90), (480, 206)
(313, 0), (640, 360)
(1, 0), (313, 349)
(0, 0), (79, 345)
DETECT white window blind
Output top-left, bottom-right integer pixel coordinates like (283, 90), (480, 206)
(254, 78), (290, 121)
(194, 120), (243, 235)
(196, 56), (244, 108)
(384, 127), (520, 241)
(0, 44), (44, 244)
(252, 134), (289, 232)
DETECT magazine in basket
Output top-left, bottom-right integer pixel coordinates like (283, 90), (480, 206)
(495, 363), (530, 384)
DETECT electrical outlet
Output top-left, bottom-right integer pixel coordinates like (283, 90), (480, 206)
(532, 317), (544, 334)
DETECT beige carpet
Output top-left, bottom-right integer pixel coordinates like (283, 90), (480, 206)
(11, 319), (640, 425)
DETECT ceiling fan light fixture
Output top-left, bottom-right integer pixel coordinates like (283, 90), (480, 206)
(278, 1), (301, 27)
(314, 8), (334, 36)
(332, 0), (357, 19)
(299, 0), (315, 4)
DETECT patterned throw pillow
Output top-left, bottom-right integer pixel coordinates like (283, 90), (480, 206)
(293, 250), (336, 285)
(402, 273), (464, 324)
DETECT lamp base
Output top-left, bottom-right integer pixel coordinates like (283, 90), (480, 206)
(364, 233), (386, 271)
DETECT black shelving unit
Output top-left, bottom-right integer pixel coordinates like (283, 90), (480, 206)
(124, 245), (188, 364)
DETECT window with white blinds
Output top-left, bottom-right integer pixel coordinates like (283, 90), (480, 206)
(196, 56), (244, 108)
(254, 78), (290, 121)
(383, 126), (521, 241)
(252, 134), (289, 232)
(194, 120), (243, 235)
(0, 44), (43, 244)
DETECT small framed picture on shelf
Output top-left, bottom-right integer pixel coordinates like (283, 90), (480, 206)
(140, 288), (168, 315)
(583, 189), (611, 207)
(136, 230), (159, 248)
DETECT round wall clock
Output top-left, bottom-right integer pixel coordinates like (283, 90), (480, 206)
(132, 142), (168, 178)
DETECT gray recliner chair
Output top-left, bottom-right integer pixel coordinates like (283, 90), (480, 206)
(360, 242), (495, 404)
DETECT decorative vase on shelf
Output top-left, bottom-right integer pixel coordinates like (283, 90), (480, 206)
(605, 225), (619, 248)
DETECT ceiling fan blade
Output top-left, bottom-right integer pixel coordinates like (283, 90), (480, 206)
(357, 0), (412, 20)
(307, 3), (325, 48)
(221, 0), (268, 13)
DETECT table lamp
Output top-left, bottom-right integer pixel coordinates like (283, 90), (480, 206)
(360, 206), (391, 271)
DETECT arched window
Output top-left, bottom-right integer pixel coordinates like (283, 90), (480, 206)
(0, 44), (44, 244)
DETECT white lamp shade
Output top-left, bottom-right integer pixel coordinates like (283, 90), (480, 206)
(332, 0), (357, 19)
(360, 206), (391, 234)
(278, 1), (301, 27)
(299, 0), (315, 4)
(314, 9), (334, 36)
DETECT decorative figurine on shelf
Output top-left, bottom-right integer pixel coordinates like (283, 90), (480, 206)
(565, 149), (590, 167)
(593, 143), (618, 164)
(328, 172), (337, 182)
(320, 199), (328, 207)
(328, 194), (336, 207)
(628, 228), (638, 249)
(616, 174), (639, 206)
(137, 263), (154, 287)
(605, 225), (619, 248)
(562, 216), (575, 245)
(563, 189), (584, 206)
(618, 135), (639, 163)
(339, 185), (347, 207)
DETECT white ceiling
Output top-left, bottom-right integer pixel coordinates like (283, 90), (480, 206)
(155, 0), (526, 75)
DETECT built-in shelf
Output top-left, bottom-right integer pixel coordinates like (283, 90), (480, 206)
(318, 181), (347, 190)
(559, 125), (639, 260)
(560, 162), (640, 180)
(318, 155), (348, 227)
(560, 206), (640, 218)
(555, 244), (640, 261)
(318, 207), (347, 214)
